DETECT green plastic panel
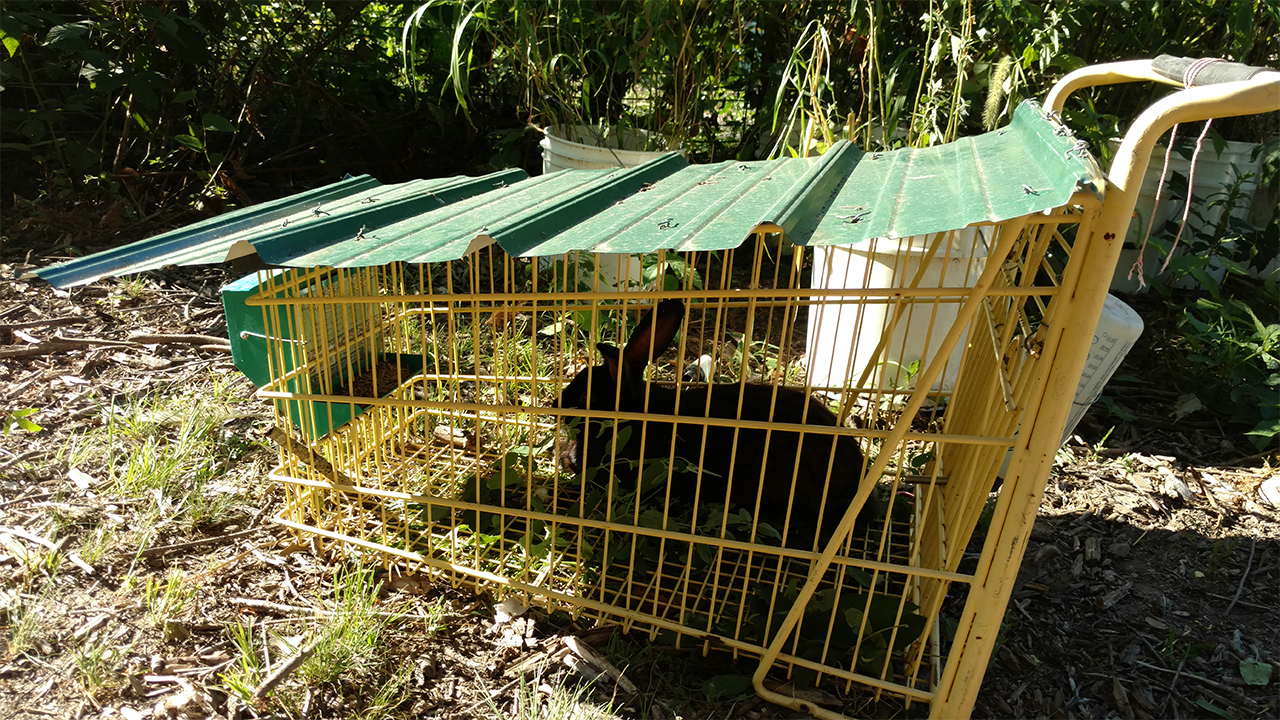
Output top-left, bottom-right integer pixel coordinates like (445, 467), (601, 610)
(38, 101), (1102, 283)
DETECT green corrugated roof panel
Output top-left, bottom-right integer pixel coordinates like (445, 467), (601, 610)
(33, 170), (527, 287)
(800, 102), (1101, 246)
(259, 153), (691, 267)
(34, 101), (1102, 284)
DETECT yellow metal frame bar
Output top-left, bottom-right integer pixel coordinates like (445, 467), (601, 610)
(929, 61), (1280, 719)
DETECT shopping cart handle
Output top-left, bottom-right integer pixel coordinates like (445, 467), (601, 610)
(1152, 55), (1274, 86)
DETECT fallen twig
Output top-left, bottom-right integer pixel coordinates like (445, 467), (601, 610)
(130, 332), (231, 346)
(137, 526), (266, 557)
(232, 596), (438, 621)
(253, 640), (317, 700)
(564, 636), (638, 693)
(1223, 538), (1256, 616)
(0, 316), (88, 331)
(266, 425), (356, 487)
(0, 525), (58, 550)
(0, 337), (139, 358)
(0, 491), (54, 507)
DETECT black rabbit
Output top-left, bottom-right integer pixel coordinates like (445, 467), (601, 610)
(556, 299), (877, 542)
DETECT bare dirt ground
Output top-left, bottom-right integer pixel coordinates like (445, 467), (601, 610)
(1, 231), (1277, 719)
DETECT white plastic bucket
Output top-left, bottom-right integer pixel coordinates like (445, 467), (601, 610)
(998, 293), (1143, 477)
(540, 125), (680, 173)
(805, 227), (989, 394)
(1063, 294), (1144, 441)
(541, 126), (678, 290)
(1109, 138), (1264, 292)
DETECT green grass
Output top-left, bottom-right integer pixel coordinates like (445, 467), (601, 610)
(301, 567), (399, 685)
(71, 631), (124, 698)
(3, 585), (54, 656)
(218, 566), (411, 715)
(65, 375), (262, 544)
(144, 568), (198, 630)
(219, 619), (264, 705)
(485, 673), (621, 720)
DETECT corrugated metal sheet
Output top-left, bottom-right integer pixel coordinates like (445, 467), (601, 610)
(35, 101), (1101, 287)
(32, 170), (528, 287)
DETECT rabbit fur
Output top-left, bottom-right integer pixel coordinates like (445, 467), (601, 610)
(556, 299), (877, 540)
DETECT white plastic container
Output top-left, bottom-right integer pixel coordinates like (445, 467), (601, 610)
(805, 228), (988, 394)
(1108, 138), (1264, 293)
(1061, 293), (1144, 442)
(540, 125), (680, 173)
(997, 293), (1144, 477)
(540, 125), (676, 291)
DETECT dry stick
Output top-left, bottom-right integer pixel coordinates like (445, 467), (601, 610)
(0, 525), (58, 550)
(0, 337), (139, 359)
(232, 596), (440, 622)
(1223, 449), (1280, 467)
(137, 526), (266, 558)
(563, 636), (638, 693)
(1205, 592), (1271, 611)
(0, 491), (53, 508)
(266, 426), (356, 487)
(1133, 660), (1248, 695)
(0, 316), (87, 331)
(129, 333), (231, 346)
(252, 640), (317, 700)
(1222, 538), (1257, 616)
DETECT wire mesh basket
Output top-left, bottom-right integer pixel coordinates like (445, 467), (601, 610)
(229, 57), (1279, 719)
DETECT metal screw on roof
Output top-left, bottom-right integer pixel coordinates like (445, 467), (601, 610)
(998, 128), (1008, 135)
(736, 164), (749, 171)
(869, 153), (882, 160)
(280, 218), (292, 228)
(360, 196), (379, 204)
(639, 182), (654, 192)
(657, 217), (676, 230)
(1065, 140), (1090, 158)
(493, 181), (506, 188)
(311, 205), (330, 217)
(837, 210), (871, 224)
(1022, 185), (1041, 196)
(1045, 109), (1064, 124)
(354, 225), (368, 241)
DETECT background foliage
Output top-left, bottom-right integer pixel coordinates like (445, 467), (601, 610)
(3, 0), (1278, 444)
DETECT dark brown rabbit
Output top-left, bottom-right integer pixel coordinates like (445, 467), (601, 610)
(557, 299), (877, 541)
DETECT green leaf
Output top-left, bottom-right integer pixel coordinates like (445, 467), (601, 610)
(702, 674), (753, 699)
(202, 113), (235, 133)
(174, 90), (197, 103)
(1194, 698), (1234, 719)
(45, 21), (93, 50)
(173, 134), (204, 151)
(0, 15), (20, 58)
(1245, 417), (1280, 439)
(1240, 658), (1273, 686)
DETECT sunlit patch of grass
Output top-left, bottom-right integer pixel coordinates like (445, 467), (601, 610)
(219, 619), (264, 706)
(76, 525), (113, 565)
(144, 568), (197, 629)
(354, 663), (415, 719)
(72, 632), (124, 698)
(486, 673), (622, 720)
(301, 567), (399, 685)
(3, 586), (53, 656)
(65, 375), (262, 543)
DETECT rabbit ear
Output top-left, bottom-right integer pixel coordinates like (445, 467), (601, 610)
(597, 343), (622, 383)
(623, 299), (685, 369)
